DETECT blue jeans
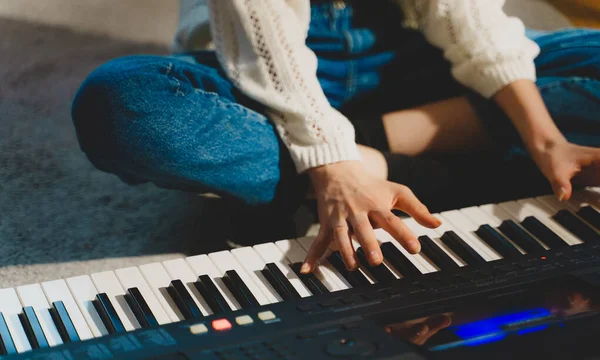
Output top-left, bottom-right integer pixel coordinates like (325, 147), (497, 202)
(72, 2), (600, 216)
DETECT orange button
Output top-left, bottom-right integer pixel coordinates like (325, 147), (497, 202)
(212, 319), (232, 331)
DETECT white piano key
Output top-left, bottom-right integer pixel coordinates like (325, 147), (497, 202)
(114, 267), (171, 325)
(41, 279), (94, 341)
(185, 254), (241, 311)
(90, 271), (140, 331)
(230, 247), (282, 302)
(402, 218), (444, 271)
(253, 243), (312, 297)
(16, 284), (63, 347)
(349, 239), (380, 284)
(0, 288), (32, 353)
(402, 217), (465, 267)
(275, 239), (342, 291)
(208, 250), (270, 305)
(162, 259), (212, 316)
(439, 210), (502, 260)
(66, 276), (108, 337)
(139, 263), (184, 322)
(295, 237), (352, 290)
(374, 228), (436, 273)
(461, 206), (502, 227)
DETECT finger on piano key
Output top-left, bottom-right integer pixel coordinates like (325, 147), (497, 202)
(374, 228), (436, 273)
(349, 240), (379, 284)
(93, 293), (126, 334)
(114, 267), (171, 325)
(65, 276), (108, 337)
(439, 211), (501, 261)
(275, 239), (341, 292)
(208, 251), (270, 306)
(400, 218), (443, 271)
(222, 270), (261, 308)
(185, 254), (241, 311)
(230, 247), (282, 303)
(536, 195), (600, 243)
(167, 280), (203, 320)
(261, 264), (302, 300)
(41, 279), (94, 341)
(125, 288), (159, 328)
(16, 284), (63, 347)
(19, 306), (48, 349)
(194, 275), (232, 314)
(253, 243), (312, 298)
(91, 271), (140, 331)
(380, 242), (421, 278)
(417, 236), (460, 270)
(355, 247), (397, 283)
(289, 263), (330, 295)
(327, 252), (371, 288)
(49, 301), (80, 343)
(162, 259), (212, 316)
(138, 263), (185, 322)
(460, 207), (523, 258)
(295, 237), (352, 290)
(0, 312), (17, 355)
(440, 231), (487, 266)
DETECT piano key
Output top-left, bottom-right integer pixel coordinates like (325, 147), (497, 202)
(348, 240), (381, 284)
(375, 228), (436, 273)
(522, 216), (570, 249)
(355, 247), (397, 283)
(418, 236), (460, 269)
(125, 288), (159, 328)
(194, 275), (232, 314)
(49, 301), (79, 343)
(0, 289), (31, 353)
(91, 271), (140, 331)
(497, 220), (546, 254)
(230, 247), (282, 302)
(138, 263), (185, 322)
(0, 313), (17, 355)
(328, 251), (371, 287)
(209, 250), (270, 305)
(400, 219), (444, 271)
(94, 293), (126, 334)
(577, 206), (600, 231)
(19, 306), (48, 349)
(254, 243), (312, 297)
(295, 237), (352, 290)
(474, 225), (523, 258)
(65, 276), (108, 337)
(439, 211), (501, 261)
(115, 267), (171, 325)
(16, 284), (63, 347)
(440, 231), (487, 266)
(380, 242), (422, 278)
(289, 263), (330, 295)
(185, 255), (241, 311)
(162, 259), (212, 316)
(261, 263), (301, 300)
(537, 195), (600, 243)
(167, 280), (203, 320)
(41, 279), (94, 341)
(222, 270), (260, 308)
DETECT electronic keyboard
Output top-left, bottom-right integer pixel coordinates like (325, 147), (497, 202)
(3, 190), (600, 359)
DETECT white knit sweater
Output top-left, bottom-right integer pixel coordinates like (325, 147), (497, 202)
(175, 0), (540, 173)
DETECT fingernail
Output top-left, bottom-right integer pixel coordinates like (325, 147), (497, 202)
(408, 240), (421, 254)
(369, 250), (382, 265)
(346, 260), (358, 271)
(300, 263), (311, 274)
(557, 187), (567, 201)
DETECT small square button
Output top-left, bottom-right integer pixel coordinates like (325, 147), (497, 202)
(212, 318), (232, 331)
(257, 311), (276, 321)
(189, 323), (208, 334)
(235, 315), (254, 326)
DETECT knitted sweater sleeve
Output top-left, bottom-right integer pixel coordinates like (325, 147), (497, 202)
(207, 0), (360, 173)
(420, 0), (541, 98)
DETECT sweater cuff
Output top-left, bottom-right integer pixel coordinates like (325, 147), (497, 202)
(471, 59), (537, 98)
(290, 138), (362, 173)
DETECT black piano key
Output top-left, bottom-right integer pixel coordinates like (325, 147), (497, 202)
(577, 206), (600, 230)
(380, 242), (421, 278)
(19, 306), (49, 349)
(49, 301), (80, 343)
(167, 280), (203, 320)
(0, 313), (17, 355)
(522, 216), (569, 249)
(223, 270), (260, 308)
(262, 263), (301, 300)
(327, 252), (371, 288)
(553, 210), (600, 243)
(418, 236), (459, 270)
(498, 220), (546, 254)
(290, 263), (329, 295)
(356, 247), (397, 283)
(93, 293), (126, 334)
(194, 275), (232, 314)
(441, 231), (487, 266)
(125, 288), (159, 329)
(474, 225), (522, 259)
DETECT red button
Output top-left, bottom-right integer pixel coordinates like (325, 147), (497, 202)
(212, 319), (232, 331)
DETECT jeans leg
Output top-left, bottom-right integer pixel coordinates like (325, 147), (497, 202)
(72, 54), (308, 215)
